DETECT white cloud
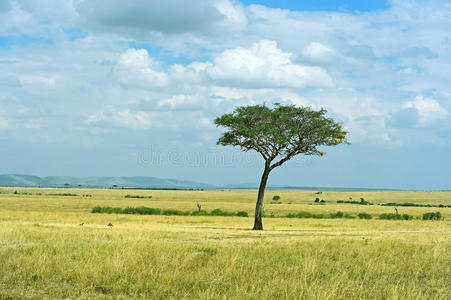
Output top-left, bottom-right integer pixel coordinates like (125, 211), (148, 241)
(128, 41), (333, 91)
(76, 0), (246, 36)
(86, 109), (212, 131)
(156, 94), (209, 111)
(86, 110), (151, 129)
(117, 110), (151, 129)
(0, 2), (33, 34)
(402, 95), (449, 124)
(0, 113), (8, 129)
(301, 42), (337, 65)
(2, 0), (451, 152)
(19, 75), (56, 87)
(214, 0), (247, 30)
(113, 49), (168, 89)
(203, 40), (333, 88)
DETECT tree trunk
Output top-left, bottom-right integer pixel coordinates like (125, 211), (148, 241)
(253, 162), (270, 230)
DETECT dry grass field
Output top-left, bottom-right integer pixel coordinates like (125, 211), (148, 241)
(0, 187), (450, 299)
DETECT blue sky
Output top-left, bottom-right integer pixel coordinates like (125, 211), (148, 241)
(241, 0), (389, 12)
(0, 0), (450, 190)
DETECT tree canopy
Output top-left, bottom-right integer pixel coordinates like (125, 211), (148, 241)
(215, 103), (348, 168)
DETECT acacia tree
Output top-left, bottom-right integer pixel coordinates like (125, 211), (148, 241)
(214, 103), (348, 230)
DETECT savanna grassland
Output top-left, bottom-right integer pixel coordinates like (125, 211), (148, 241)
(0, 187), (450, 299)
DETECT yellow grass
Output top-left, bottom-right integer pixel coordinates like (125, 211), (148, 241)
(0, 187), (450, 299)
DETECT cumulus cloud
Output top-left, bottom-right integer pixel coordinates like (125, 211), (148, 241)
(121, 41), (333, 90)
(2, 0), (451, 157)
(300, 42), (337, 65)
(86, 109), (211, 130)
(214, 0), (247, 29)
(155, 94), (211, 111)
(117, 110), (151, 129)
(198, 40), (333, 88)
(402, 96), (448, 125)
(76, 0), (246, 36)
(86, 110), (151, 129)
(113, 48), (168, 89)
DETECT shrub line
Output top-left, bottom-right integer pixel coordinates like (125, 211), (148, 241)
(380, 202), (451, 208)
(91, 206), (443, 221)
(92, 206), (248, 217)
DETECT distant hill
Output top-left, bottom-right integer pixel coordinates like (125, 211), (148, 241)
(0, 174), (405, 191)
(0, 174), (217, 190)
(0, 174), (47, 187)
(223, 182), (401, 191)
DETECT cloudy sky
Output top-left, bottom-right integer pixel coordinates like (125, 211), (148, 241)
(1, 0), (450, 189)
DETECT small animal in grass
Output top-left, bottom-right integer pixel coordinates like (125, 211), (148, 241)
(107, 222), (113, 227)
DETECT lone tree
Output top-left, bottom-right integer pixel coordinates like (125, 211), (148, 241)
(214, 103), (348, 230)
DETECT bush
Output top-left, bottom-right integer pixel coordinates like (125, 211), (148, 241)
(336, 200), (373, 205)
(91, 206), (249, 218)
(135, 206), (159, 215)
(121, 207), (136, 214)
(286, 211), (312, 218)
(124, 195), (152, 199)
(314, 198), (320, 203)
(162, 209), (186, 216)
(330, 211), (344, 218)
(285, 211), (354, 219)
(210, 209), (229, 216)
(91, 206), (102, 213)
(312, 213), (327, 219)
(379, 213), (413, 220)
(358, 213), (372, 219)
(212, 208), (238, 216)
(272, 195), (280, 201)
(422, 212), (443, 220)
(191, 210), (209, 216)
(236, 211), (249, 217)
(381, 202), (451, 208)
(320, 200), (326, 204)
(297, 211), (313, 218)
(112, 207), (122, 214)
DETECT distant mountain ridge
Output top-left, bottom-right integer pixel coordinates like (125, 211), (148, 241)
(0, 174), (217, 189)
(223, 182), (401, 191)
(0, 174), (417, 191)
